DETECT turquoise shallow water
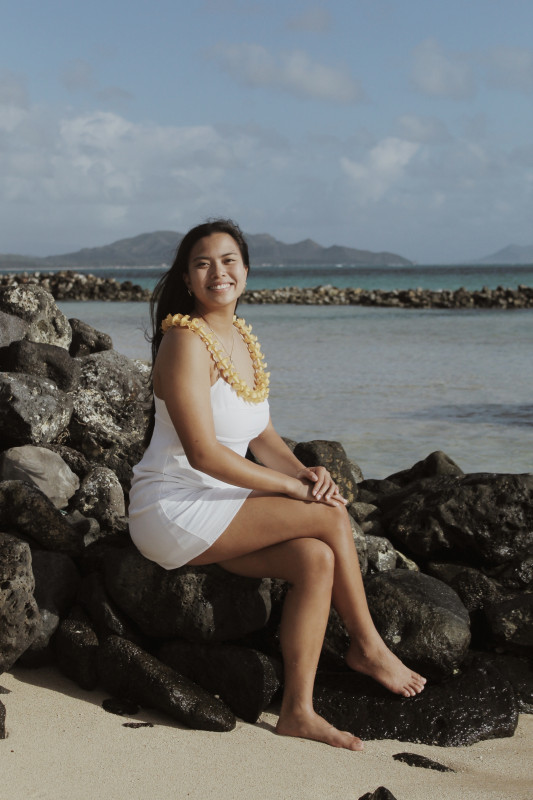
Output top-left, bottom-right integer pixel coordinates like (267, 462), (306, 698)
(57, 299), (533, 480)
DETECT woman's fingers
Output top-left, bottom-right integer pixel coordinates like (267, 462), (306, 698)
(295, 466), (348, 506)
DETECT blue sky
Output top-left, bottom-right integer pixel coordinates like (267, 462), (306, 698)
(2, 0), (532, 262)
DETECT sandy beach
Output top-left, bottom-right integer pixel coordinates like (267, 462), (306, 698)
(1, 665), (531, 800)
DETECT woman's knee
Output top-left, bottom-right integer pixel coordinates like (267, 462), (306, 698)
(288, 537), (335, 583)
(314, 502), (353, 541)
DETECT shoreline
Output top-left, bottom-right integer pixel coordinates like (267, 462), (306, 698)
(1, 270), (533, 308)
(2, 665), (533, 800)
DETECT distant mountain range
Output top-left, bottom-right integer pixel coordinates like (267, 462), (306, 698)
(470, 244), (533, 265)
(0, 231), (413, 269)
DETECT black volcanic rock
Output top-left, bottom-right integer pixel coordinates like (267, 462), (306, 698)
(365, 570), (471, 677)
(293, 440), (360, 504)
(68, 350), (151, 488)
(97, 636), (236, 732)
(0, 310), (28, 348)
(484, 594), (533, 654)
(0, 373), (73, 448)
(0, 533), (40, 671)
(386, 450), (464, 487)
(68, 318), (113, 357)
(77, 571), (146, 646)
(158, 639), (281, 724)
(383, 473), (533, 567)
(358, 789), (398, 800)
(0, 339), (81, 392)
(0, 285), (71, 348)
(104, 547), (272, 642)
(18, 550), (80, 666)
(392, 752), (455, 772)
(314, 660), (518, 746)
(473, 651), (533, 713)
(54, 610), (100, 691)
(0, 480), (83, 556)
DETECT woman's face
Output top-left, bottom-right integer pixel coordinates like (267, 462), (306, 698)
(184, 232), (248, 313)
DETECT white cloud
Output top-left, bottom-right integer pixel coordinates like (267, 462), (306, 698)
(0, 102), (294, 252)
(410, 39), (475, 99)
(485, 46), (533, 93)
(210, 43), (365, 103)
(341, 138), (420, 203)
(286, 6), (331, 33)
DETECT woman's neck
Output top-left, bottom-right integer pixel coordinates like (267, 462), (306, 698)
(192, 304), (236, 333)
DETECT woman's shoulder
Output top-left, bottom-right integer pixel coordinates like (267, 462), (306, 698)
(157, 317), (210, 361)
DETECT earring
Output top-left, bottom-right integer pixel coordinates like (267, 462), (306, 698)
(187, 289), (192, 296)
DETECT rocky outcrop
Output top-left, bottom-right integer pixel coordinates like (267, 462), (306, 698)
(0, 285), (531, 744)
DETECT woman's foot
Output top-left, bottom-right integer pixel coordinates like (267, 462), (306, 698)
(346, 638), (426, 697)
(276, 709), (363, 751)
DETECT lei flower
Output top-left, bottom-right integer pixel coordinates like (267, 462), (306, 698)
(161, 313), (270, 403)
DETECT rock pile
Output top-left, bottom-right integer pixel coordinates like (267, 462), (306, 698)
(241, 284), (533, 308)
(0, 283), (532, 743)
(0, 271), (151, 302)
(1, 270), (532, 308)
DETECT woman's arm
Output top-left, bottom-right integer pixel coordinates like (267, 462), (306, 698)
(154, 327), (341, 505)
(249, 419), (346, 504)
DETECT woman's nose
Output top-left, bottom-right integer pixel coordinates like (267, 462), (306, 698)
(210, 260), (227, 276)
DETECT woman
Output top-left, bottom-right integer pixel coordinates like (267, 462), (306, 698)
(129, 219), (425, 751)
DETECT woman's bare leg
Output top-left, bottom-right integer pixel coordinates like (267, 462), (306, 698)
(190, 493), (426, 697)
(218, 537), (363, 751)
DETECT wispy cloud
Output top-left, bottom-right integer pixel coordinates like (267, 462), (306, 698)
(395, 114), (451, 144)
(410, 39), (475, 99)
(341, 138), (420, 203)
(411, 40), (533, 99)
(210, 43), (365, 103)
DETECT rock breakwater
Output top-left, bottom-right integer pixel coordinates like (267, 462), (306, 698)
(0, 283), (532, 744)
(1, 270), (532, 308)
(242, 284), (533, 308)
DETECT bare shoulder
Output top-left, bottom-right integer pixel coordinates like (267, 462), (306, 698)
(153, 325), (212, 392)
(157, 324), (209, 364)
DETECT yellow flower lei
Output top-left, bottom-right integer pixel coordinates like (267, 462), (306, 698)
(161, 313), (270, 403)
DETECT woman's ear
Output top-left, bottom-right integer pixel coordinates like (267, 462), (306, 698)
(182, 271), (191, 290)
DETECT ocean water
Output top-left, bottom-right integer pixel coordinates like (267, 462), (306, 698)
(23, 262), (533, 292)
(56, 292), (533, 480)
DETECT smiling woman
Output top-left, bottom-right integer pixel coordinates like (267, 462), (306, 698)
(127, 218), (426, 752)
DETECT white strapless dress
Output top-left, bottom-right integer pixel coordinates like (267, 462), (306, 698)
(128, 378), (269, 569)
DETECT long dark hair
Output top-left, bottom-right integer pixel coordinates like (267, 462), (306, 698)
(143, 218), (250, 445)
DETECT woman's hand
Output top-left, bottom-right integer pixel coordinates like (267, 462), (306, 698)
(293, 466), (348, 507)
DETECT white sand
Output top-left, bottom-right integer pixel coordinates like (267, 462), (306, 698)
(1, 665), (531, 800)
